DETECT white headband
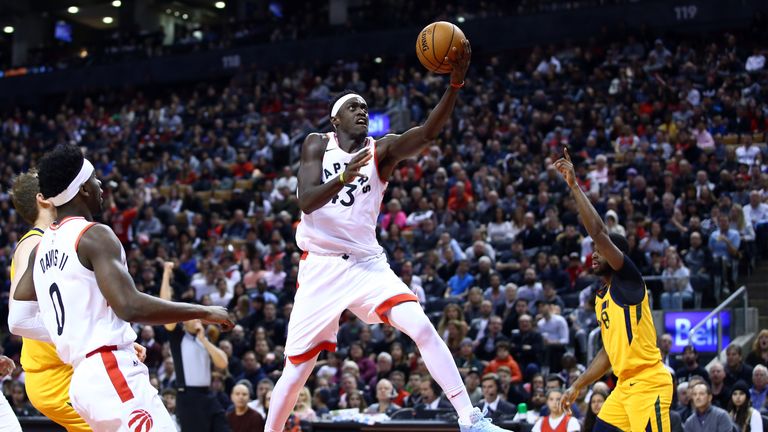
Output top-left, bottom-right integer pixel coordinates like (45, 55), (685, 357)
(331, 93), (365, 117)
(49, 159), (95, 207)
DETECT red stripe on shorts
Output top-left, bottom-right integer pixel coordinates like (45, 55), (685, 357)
(375, 293), (419, 325)
(288, 341), (337, 365)
(100, 351), (135, 403)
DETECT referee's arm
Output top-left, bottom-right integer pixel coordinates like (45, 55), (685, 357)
(160, 261), (179, 332)
(197, 331), (229, 370)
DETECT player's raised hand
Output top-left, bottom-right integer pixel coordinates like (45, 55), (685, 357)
(553, 147), (577, 188)
(560, 385), (580, 414)
(342, 149), (373, 184)
(203, 306), (235, 331)
(447, 39), (471, 84)
(0, 356), (15, 377)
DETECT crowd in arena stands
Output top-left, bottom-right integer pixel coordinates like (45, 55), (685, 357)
(23, 0), (646, 71)
(0, 17), (768, 431)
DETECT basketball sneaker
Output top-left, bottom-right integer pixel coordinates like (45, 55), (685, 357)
(459, 407), (512, 432)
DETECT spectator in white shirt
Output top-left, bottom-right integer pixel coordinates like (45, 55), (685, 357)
(693, 122), (715, 152)
(660, 252), (693, 310)
(587, 155), (609, 194)
(736, 135), (761, 166)
(746, 48), (766, 72)
(210, 278), (234, 307)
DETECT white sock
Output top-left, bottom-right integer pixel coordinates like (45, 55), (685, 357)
(388, 302), (475, 425)
(263, 353), (318, 431)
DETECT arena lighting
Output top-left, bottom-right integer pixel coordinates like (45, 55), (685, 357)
(67, 6), (79, 14)
(457, 16), (465, 23)
(182, 13), (189, 19)
(79, 48), (88, 58)
(174, 11), (180, 16)
(3, 26), (13, 34)
(102, 16), (114, 24)
(165, 8), (172, 14)
(215, 1), (226, 9)
(112, 0), (121, 6)
(374, 57), (382, 64)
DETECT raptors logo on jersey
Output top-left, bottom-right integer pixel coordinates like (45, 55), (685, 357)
(128, 409), (154, 432)
(296, 132), (387, 257)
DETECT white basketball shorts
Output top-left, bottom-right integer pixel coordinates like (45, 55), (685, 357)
(69, 344), (176, 431)
(285, 251), (418, 364)
(0, 392), (21, 432)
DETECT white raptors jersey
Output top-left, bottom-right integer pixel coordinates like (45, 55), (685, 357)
(32, 217), (137, 367)
(296, 133), (387, 256)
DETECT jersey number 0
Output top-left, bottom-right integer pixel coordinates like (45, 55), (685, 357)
(49, 283), (65, 335)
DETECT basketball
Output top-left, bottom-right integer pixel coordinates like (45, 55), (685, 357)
(415, 21), (466, 74)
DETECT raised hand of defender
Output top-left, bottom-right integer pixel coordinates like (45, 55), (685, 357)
(342, 150), (373, 184)
(0, 356), (15, 377)
(560, 385), (580, 414)
(203, 306), (235, 332)
(447, 39), (471, 85)
(553, 147), (577, 188)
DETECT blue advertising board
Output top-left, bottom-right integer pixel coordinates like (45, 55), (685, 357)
(664, 311), (731, 354)
(368, 112), (390, 137)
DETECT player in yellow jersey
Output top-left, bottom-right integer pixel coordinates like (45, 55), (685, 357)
(8, 170), (92, 431)
(554, 149), (673, 432)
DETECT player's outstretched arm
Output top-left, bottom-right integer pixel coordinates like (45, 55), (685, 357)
(376, 39), (471, 179)
(560, 347), (611, 413)
(79, 224), (233, 330)
(553, 148), (624, 271)
(297, 133), (372, 214)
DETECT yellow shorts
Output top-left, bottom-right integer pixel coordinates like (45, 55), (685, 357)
(597, 363), (673, 432)
(25, 365), (91, 432)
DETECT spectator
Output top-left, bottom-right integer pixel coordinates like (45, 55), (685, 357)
(710, 361), (732, 409)
(728, 381), (763, 432)
(417, 376), (452, 410)
(247, 378), (274, 418)
(365, 379), (402, 416)
(227, 383), (265, 432)
(751, 365), (768, 413)
(581, 390), (607, 432)
(531, 388), (580, 432)
(726, 344), (754, 387)
(747, 330), (768, 369)
(683, 382), (737, 432)
(292, 387), (317, 422)
(476, 373), (517, 421)
(677, 345), (711, 385)
(537, 300), (569, 372)
(162, 388), (181, 431)
(475, 316), (508, 362)
(510, 313), (544, 373)
(661, 252), (694, 309)
(709, 215), (742, 297)
(446, 260), (475, 298)
(483, 341), (523, 383)
(744, 191), (768, 259)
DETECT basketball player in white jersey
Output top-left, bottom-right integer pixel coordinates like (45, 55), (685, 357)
(265, 40), (509, 432)
(13, 144), (234, 431)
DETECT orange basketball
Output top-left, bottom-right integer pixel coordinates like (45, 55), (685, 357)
(415, 21), (465, 74)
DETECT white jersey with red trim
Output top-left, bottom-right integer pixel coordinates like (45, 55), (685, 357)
(32, 217), (137, 367)
(296, 132), (387, 257)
